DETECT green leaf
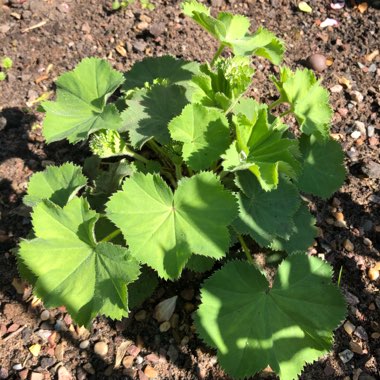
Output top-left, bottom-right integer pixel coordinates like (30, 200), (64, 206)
(0, 72), (6, 81)
(89, 129), (129, 158)
(231, 26), (285, 65)
(1, 57), (13, 70)
(23, 163), (87, 208)
(182, 1), (284, 64)
(169, 104), (230, 171)
(42, 58), (124, 143)
(120, 85), (189, 148)
(18, 197), (140, 326)
(233, 172), (300, 247)
(191, 57), (254, 111)
(272, 68), (332, 137)
(271, 203), (317, 254)
(297, 134), (345, 199)
(106, 172), (238, 279)
(185, 254), (215, 273)
(195, 254), (347, 380)
(122, 55), (200, 93)
(222, 100), (301, 190)
(128, 267), (159, 309)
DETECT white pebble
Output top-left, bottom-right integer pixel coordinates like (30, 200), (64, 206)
(79, 340), (90, 349)
(40, 310), (50, 321)
(12, 364), (23, 371)
(350, 130), (361, 139)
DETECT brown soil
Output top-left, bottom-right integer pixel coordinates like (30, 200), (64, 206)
(0, 0), (379, 379)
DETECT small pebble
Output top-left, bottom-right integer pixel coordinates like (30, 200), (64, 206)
(351, 91), (364, 103)
(144, 365), (158, 378)
(363, 238), (372, 247)
(351, 130), (361, 140)
(349, 341), (363, 354)
(371, 332), (380, 339)
(127, 344), (141, 357)
(343, 320), (356, 335)
(330, 84), (343, 93)
(307, 53), (327, 72)
(122, 355), (135, 368)
(343, 239), (354, 252)
(159, 321), (171, 332)
(29, 344), (41, 357)
(12, 364), (23, 371)
(40, 310), (50, 321)
(354, 326), (368, 341)
(145, 353), (160, 363)
(30, 372), (44, 380)
(333, 212), (344, 222)
(368, 268), (379, 281)
(94, 341), (108, 356)
(339, 349), (354, 363)
(136, 355), (144, 365)
(135, 310), (147, 321)
(367, 126), (375, 137)
(79, 340), (90, 349)
(55, 343), (65, 361)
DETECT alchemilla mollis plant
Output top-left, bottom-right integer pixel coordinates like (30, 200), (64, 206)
(18, 1), (347, 379)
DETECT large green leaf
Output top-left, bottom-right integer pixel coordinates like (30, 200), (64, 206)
(222, 100), (301, 190)
(272, 68), (332, 137)
(233, 172), (300, 247)
(182, 0), (284, 64)
(122, 55), (200, 92)
(298, 134), (345, 199)
(271, 203), (317, 254)
(23, 163), (87, 207)
(42, 58), (124, 143)
(106, 172), (237, 279)
(120, 84), (189, 148)
(18, 197), (140, 326)
(168, 104), (230, 171)
(195, 254), (346, 380)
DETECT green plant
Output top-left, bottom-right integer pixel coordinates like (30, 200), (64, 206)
(18, 1), (347, 379)
(0, 56), (13, 81)
(112, 0), (154, 11)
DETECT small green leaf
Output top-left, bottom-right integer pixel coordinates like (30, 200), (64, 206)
(106, 172), (238, 279)
(43, 58), (124, 143)
(89, 130), (129, 158)
(195, 254), (347, 380)
(233, 172), (300, 247)
(121, 85), (189, 148)
(297, 134), (345, 198)
(18, 198), (140, 326)
(1, 57), (13, 70)
(0, 72), (6, 81)
(122, 56), (200, 93)
(270, 203), (317, 253)
(272, 68), (332, 137)
(182, 1), (284, 64)
(23, 163), (87, 208)
(222, 100), (301, 190)
(169, 104), (230, 171)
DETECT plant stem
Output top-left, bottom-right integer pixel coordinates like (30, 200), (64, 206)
(237, 233), (255, 265)
(218, 170), (228, 179)
(161, 169), (177, 188)
(100, 229), (122, 242)
(148, 140), (173, 168)
(124, 146), (149, 163)
(210, 44), (225, 67)
(268, 98), (282, 110)
(337, 265), (343, 287)
(187, 166), (194, 176)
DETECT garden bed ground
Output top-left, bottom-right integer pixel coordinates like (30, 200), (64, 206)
(0, 0), (379, 379)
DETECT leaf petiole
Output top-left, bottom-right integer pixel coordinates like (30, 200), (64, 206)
(268, 98), (283, 110)
(123, 146), (149, 164)
(100, 228), (122, 242)
(236, 233), (255, 265)
(210, 44), (225, 67)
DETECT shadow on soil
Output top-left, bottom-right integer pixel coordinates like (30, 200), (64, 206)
(0, 107), (379, 379)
